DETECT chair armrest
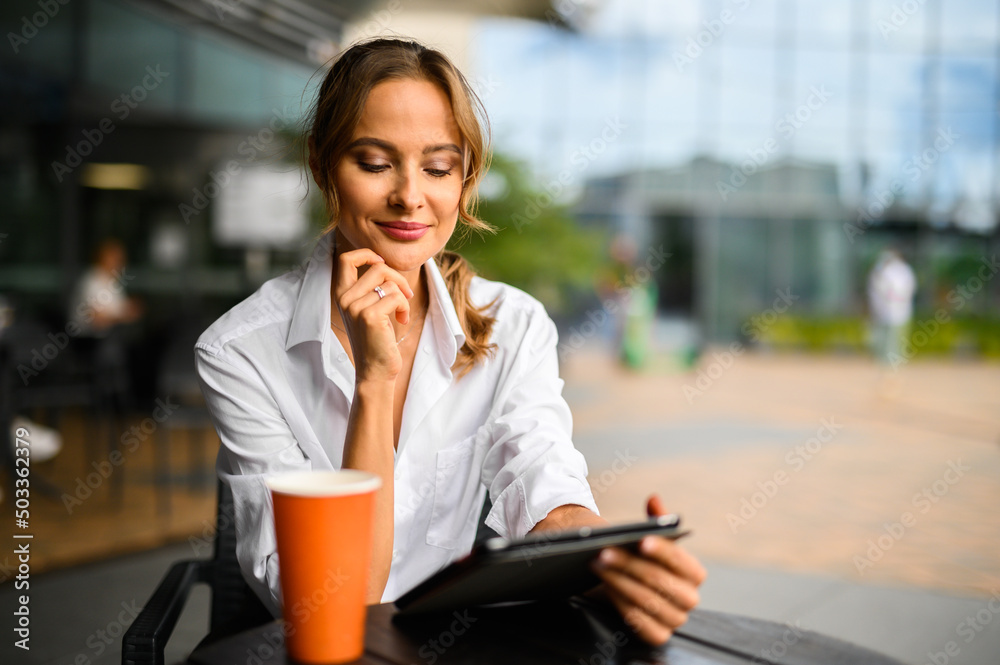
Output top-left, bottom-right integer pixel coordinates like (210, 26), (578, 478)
(122, 559), (212, 665)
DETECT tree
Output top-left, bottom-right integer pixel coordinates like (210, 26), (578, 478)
(450, 154), (608, 314)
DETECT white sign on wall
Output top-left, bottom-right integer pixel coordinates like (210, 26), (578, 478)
(214, 165), (309, 248)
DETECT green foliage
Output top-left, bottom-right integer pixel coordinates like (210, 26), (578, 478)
(448, 154), (609, 313)
(756, 315), (1000, 358)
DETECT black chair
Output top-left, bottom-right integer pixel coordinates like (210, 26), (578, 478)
(122, 480), (273, 665)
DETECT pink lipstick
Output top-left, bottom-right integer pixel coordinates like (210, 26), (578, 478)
(375, 221), (429, 240)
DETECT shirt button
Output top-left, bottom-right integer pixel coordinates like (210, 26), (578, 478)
(337, 353), (347, 363)
(422, 346), (431, 355)
(391, 549), (399, 562)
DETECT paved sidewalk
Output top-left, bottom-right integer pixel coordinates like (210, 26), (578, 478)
(698, 561), (1000, 665)
(5, 346), (996, 665)
(561, 347), (1000, 665)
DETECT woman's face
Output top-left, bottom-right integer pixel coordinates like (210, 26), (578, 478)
(331, 78), (464, 274)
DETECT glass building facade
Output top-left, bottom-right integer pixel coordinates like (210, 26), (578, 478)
(0, 0), (330, 307)
(473, 0), (999, 341)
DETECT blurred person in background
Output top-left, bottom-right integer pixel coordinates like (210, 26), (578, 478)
(196, 38), (705, 646)
(867, 248), (916, 385)
(68, 238), (143, 411)
(69, 238), (143, 336)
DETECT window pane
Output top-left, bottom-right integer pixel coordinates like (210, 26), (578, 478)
(86, 0), (179, 114)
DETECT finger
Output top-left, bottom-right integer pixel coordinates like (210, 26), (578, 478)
(345, 283), (410, 328)
(638, 537), (708, 587)
(647, 494), (667, 517)
(596, 547), (700, 610)
(357, 290), (410, 332)
(601, 581), (678, 646)
(370, 283), (411, 327)
(345, 262), (415, 303)
(339, 266), (413, 324)
(595, 565), (690, 631)
(336, 248), (385, 294)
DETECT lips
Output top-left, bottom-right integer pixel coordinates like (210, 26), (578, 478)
(375, 221), (430, 240)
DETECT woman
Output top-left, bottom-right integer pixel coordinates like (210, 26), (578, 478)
(196, 38), (705, 645)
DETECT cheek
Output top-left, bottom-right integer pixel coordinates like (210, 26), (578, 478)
(430, 182), (463, 216)
(336, 177), (382, 214)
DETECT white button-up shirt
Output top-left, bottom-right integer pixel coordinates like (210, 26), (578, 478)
(195, 235), (598, 613)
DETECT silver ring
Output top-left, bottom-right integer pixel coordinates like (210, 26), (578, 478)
(374, 285), (386, 299)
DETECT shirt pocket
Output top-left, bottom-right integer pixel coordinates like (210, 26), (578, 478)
(425, 431), (487, 550)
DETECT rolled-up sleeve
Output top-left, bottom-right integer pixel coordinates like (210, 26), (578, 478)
(195, 344), (311, 616)
(480, 304), (599, 539)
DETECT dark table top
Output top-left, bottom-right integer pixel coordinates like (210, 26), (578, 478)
(189, 596), (906, 665)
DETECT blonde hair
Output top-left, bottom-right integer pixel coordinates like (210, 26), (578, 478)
(306, 38), (496, 377)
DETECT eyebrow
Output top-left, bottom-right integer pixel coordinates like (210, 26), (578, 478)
(346, 137), (462, 156)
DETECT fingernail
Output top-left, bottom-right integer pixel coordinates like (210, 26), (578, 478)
(599, 549), (617, 565)
(640, 537), (656, 555)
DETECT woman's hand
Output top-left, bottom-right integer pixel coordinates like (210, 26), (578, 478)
(591, 495), (707, 645)
(333, 248), (414, 383)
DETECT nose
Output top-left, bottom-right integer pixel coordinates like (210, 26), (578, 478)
(388, 166), (423, 211)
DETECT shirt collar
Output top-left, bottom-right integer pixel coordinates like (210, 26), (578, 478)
(424, 256), (466, 366)
(285, 233), (334, 351)
(284, 233), (466, 363)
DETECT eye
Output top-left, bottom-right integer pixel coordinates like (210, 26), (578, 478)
(358, 161), (389, 173)
(426, 168), (453, 178)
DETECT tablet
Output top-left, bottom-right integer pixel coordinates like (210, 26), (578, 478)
(394, 514), (688, 615)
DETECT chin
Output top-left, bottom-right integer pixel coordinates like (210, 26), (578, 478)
(378, 246), (436, 273)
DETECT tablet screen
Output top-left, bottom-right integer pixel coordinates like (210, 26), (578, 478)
(395, 515), (687, 615)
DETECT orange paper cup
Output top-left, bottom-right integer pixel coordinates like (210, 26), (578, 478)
(268, 470), (382, 664)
